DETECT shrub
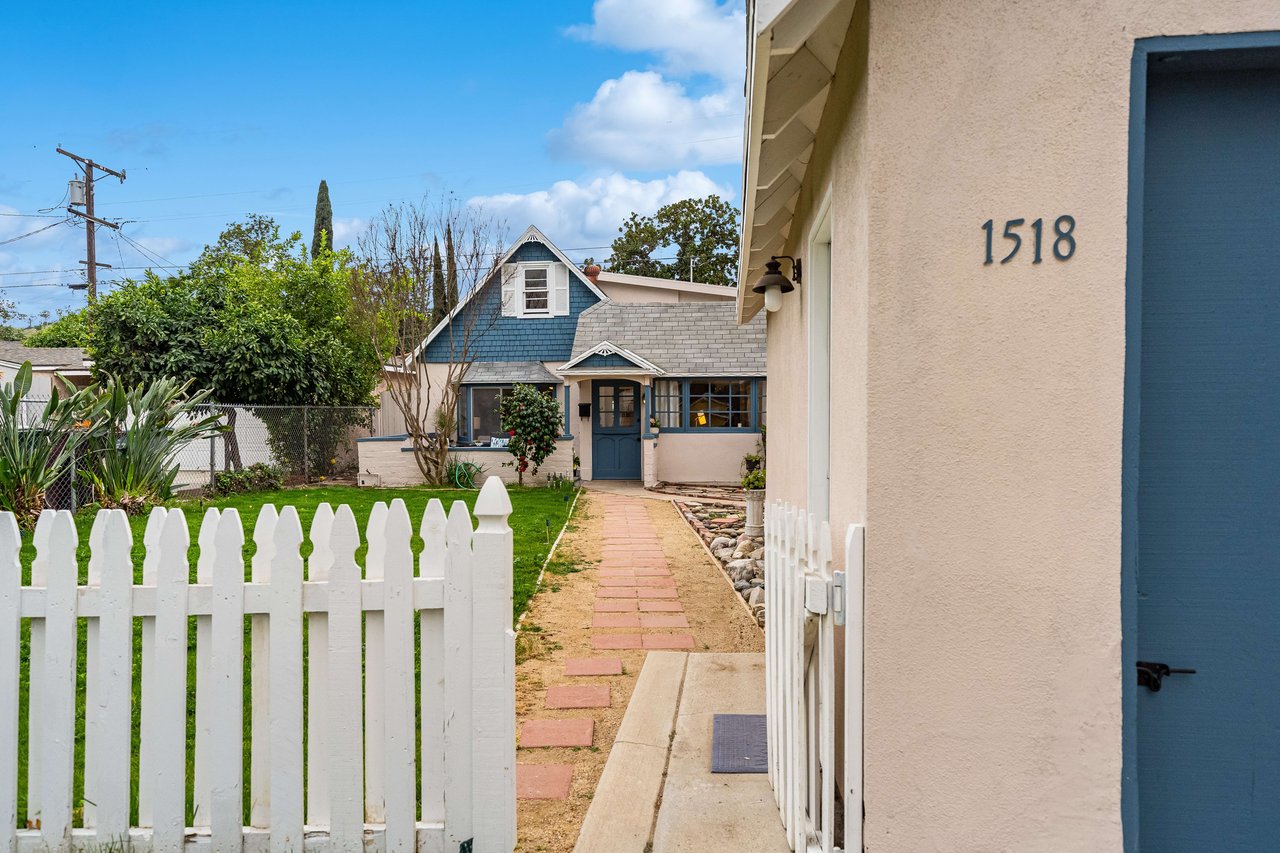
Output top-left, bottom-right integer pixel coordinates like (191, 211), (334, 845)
(212, 462), (284, 496)
(0, 363), (104, 526)
(86, 375), (226, 512)
(26, 311), (87, 347)
(499, 384), (562, 485)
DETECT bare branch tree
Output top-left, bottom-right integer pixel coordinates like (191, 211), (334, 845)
(351, 197), (509, 484)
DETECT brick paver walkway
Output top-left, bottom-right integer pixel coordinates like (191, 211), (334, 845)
(516, 492), (696, 801)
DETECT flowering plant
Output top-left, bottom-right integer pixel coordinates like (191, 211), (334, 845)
(499, 384), (562, 485)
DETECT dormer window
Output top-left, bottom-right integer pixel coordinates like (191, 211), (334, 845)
(501, 261), (571, 317)
(523, 267), (549, 314)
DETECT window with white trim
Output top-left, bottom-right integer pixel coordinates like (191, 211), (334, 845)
(523, 267), (549, 314)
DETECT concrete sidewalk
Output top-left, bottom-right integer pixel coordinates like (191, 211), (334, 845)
(574, 652), (788, 853)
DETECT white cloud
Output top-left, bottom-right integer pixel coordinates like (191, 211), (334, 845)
(332, 217), (367, 248)
(470, 170), (731, 253)
(567, 0), (746, 84)
(549, 71), (741, 170)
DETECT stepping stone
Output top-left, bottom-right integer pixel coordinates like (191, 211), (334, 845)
(565, 657), (623, 676)
(594, 599), (638, 612)
(546, 684), (611, 709)
(640, 614), (690, 629)
(633, 577), (676, 588)
(641, 587), (679, 599)
(600, 576), (649, 587)
(517, 764), (574, 799)
(599, 568), (639, 577)
(593, 613), (641, 628)
(642, 634), (696, 650)
(521, 719), (594, 748)
(633, 567), (672, 576)
(592, 634), (644, 650)
(638, 600), (684, 612)
(597, 587), (639, 598)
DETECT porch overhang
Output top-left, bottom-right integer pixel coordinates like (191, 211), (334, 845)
(736, 0), (857, 323)
(559, 341), (665, 376)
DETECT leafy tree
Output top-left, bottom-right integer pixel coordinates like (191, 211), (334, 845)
(0, 326), (24, 342)
(87, 217), (380, 473)
(606, 195), (740, 286)
(312, 179), (333, 259)
(26, 311), (86, 347)
(500, 384), (562, 485)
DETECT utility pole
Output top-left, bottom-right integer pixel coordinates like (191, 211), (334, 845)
(57, 147), (124, 303)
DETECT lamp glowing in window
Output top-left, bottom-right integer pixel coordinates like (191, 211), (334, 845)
(695, 411), (708, 426)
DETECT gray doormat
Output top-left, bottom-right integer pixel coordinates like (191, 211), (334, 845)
(711, 713), (768, 773)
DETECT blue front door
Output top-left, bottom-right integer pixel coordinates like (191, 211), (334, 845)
(1133, 57), (1280, 850)
(592, 380), (641, 479)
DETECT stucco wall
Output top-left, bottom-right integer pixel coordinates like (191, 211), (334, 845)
(597, 281), (733, 303)
(357, 437), (573, 487)
(655, 431), (758, 485)
(762, 1), (1280, 849)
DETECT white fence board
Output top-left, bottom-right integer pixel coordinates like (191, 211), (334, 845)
(0, 515), (20, 853)
(764, 501), (864, 853)
(0, 477), (518, 853)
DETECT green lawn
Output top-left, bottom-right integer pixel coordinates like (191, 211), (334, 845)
(13, 483), (579, 829)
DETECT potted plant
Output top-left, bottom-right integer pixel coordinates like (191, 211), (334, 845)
(649, 415), (661, 434)
(742, 468), (766, 537)
(743, 452), (763, 473)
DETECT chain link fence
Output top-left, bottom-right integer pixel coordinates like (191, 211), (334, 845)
(25, 401), (379, 511)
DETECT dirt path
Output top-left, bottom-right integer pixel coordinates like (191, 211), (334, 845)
(513, 489), (763, 853)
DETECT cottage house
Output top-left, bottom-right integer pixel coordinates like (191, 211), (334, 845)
(739, 0), (1280, 850)
(358, 226), (764, 486)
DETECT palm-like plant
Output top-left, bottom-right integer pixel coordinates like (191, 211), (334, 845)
(0, 363), (104, 526)
(86, 374), (227, 512)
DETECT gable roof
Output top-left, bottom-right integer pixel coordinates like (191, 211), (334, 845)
(0, 343), (89, 371)
(564, 302), (765, 377)
(411, 224), (608, 358)
(560, 341), (665, 375)
(592, 269), (737, 299)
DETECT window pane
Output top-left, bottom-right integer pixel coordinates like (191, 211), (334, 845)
(524, 268), (549, 312)
(618, 387), (635, 427)
(471, 388), (503, 443)
(655, 379), (683, 428)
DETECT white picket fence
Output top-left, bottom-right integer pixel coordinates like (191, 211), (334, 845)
(764, 502), (863, 853)
(0, 476), (518, 853)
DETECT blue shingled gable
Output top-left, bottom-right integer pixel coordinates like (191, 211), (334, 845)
(421, 240), (602, 363)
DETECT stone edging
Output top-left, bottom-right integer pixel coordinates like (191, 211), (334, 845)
(673, 500), (766, 628)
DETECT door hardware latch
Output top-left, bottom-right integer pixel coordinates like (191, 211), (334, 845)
(1136, 660), (1196, 693)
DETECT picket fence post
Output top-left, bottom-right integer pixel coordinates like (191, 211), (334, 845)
(363, 501), (388, 824)
(151, 508), (190, 853)
(0, 514), (19, 853)
(210, 509), (246, 853)
(326, 505), (364, 852)
(193, 506), (219, 830)
(444, 500), (475, 849)
(382, 499), (417, 853)
(136, 506), (165, 829)
(269, 507), (305, 853)
(419, 499), (449, 827)
(250, 504), (277, 830)
(307, 502), (335, 830)
(91, 510), (134, 842)
(472, 476), (516, 852)
(25, 511), (52, 832)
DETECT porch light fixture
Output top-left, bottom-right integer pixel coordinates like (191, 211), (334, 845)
(753, 255), (801, 313)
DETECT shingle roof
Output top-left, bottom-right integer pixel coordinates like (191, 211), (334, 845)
(0, 343), (87, 370)
(462, 360), (560, 384)
(566, 302), (765, 376)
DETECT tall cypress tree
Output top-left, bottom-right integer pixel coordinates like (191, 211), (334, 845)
(311, 179), (333, 259)
(444, 222), (459, 309)
(431, 237), (447, 325)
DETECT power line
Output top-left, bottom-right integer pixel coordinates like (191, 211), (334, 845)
(0, 264), (184, 276)
(0, 218), (73, 246)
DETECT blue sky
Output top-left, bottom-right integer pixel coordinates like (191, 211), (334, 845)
(0, 0), (744, 320)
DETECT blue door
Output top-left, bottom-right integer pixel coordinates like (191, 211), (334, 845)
(592, 380), (641, 479)
(1134, 57), (1280, 850)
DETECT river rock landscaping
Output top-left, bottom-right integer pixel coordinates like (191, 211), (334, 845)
(675, 500), (766, 627)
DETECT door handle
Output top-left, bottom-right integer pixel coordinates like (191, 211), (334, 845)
(1136, 660), (1196, 693)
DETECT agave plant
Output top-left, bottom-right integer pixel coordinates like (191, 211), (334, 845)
(0, 362), (105, 526)
(85, 374), (227, 513)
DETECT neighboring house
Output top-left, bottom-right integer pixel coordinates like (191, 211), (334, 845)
(739, 1), (1280, 851)
(0, 343), (93, 395)
(359, 226), (764, 486)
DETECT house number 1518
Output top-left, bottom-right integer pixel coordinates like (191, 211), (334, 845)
(982, 215), (1076, 264)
